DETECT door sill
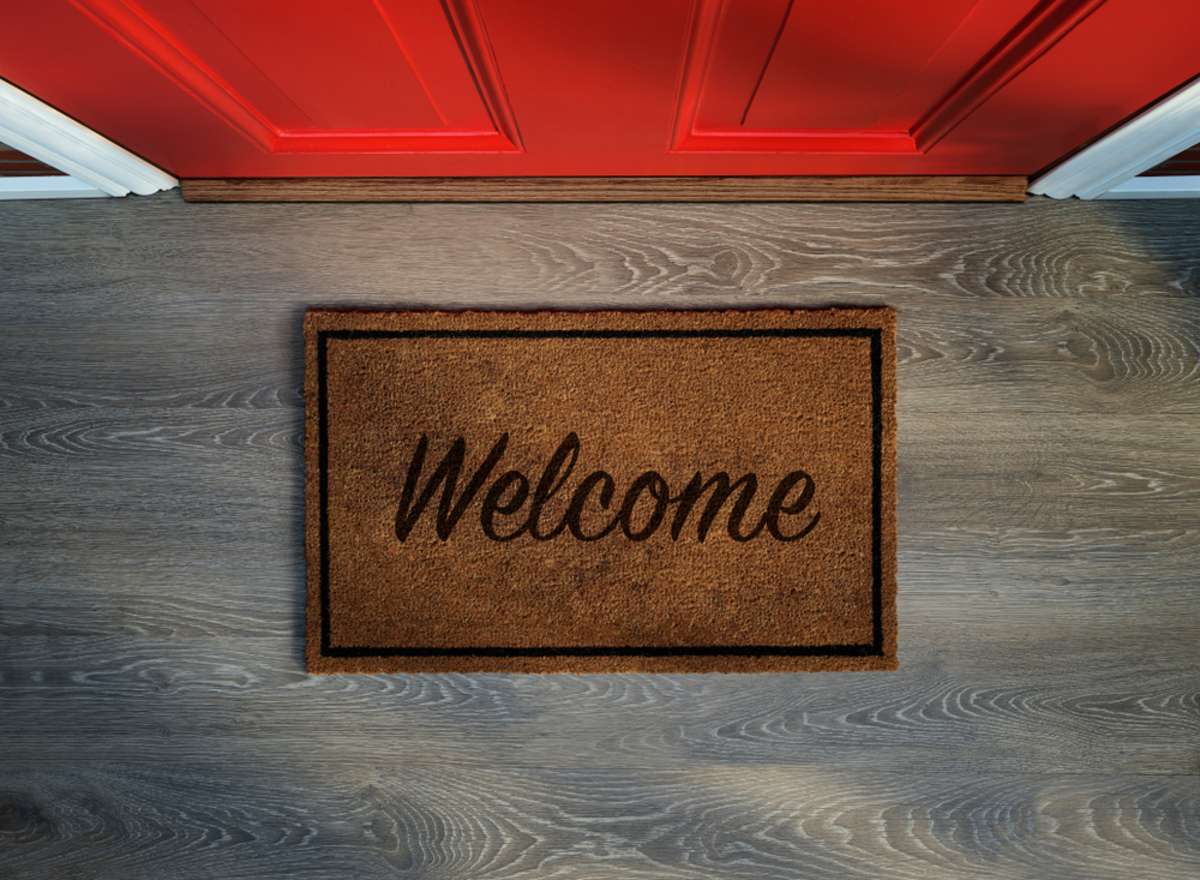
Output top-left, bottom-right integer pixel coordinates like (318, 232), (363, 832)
(181, 176), (1028, 203)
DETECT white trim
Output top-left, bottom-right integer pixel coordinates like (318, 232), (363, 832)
(0, 176), (109, 200)
(1094, 175), (1200, 199)
(1030, 77), (1200, 199)
(0, 77), (176, 197)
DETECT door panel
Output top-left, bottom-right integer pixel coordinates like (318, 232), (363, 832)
(701, 0), (989, 131)
(0, 0), (1196, 177)
(674, 0), (1107, 154)
(62, 0), (519, 155)
(137, 0), (451, 131)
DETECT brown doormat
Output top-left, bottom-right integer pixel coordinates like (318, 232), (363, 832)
(305, 308), (896, 674)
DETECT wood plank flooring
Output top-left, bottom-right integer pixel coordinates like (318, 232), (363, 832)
(0, 193), (1197, 879)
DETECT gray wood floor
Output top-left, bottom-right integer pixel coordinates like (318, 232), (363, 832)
(1, 193), (1198, 879)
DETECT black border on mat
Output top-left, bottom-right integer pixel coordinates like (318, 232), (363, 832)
(316, 327), (884, 659)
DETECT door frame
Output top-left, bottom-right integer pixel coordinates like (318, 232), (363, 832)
(0, 77), (176, 200)
(1031, 76), (1200, 199)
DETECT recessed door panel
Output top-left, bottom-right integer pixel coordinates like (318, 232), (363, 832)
(732, 0), (985, 131)
(58, 0), (519, 153)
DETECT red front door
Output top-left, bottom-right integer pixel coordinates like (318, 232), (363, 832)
(2, 1), (1197, 178)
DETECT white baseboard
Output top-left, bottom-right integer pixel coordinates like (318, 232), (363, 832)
(0, 176), (109, 200)
(1094, 175), (1200, 199)
(1030, 76), (1200, 199)
(0, 77), (176, 197)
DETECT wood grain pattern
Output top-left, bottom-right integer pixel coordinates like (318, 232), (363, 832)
(2, 761), (1196, 880)
(180, 176), (1029, 203)
(0, 194), (1197, 878)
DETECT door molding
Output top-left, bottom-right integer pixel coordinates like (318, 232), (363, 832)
(1030, 76), (1200, 199)
(0, 77), (176, 198)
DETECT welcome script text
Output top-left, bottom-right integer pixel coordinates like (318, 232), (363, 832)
(393, 433), (821, 544)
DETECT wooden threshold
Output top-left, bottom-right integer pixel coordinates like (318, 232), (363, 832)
(181, 176), (1028, 203)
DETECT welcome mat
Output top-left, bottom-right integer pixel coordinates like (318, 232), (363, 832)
(305, 308), (896, 673)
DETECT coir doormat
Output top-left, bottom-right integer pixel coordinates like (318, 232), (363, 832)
(305, 308), (896, 673)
